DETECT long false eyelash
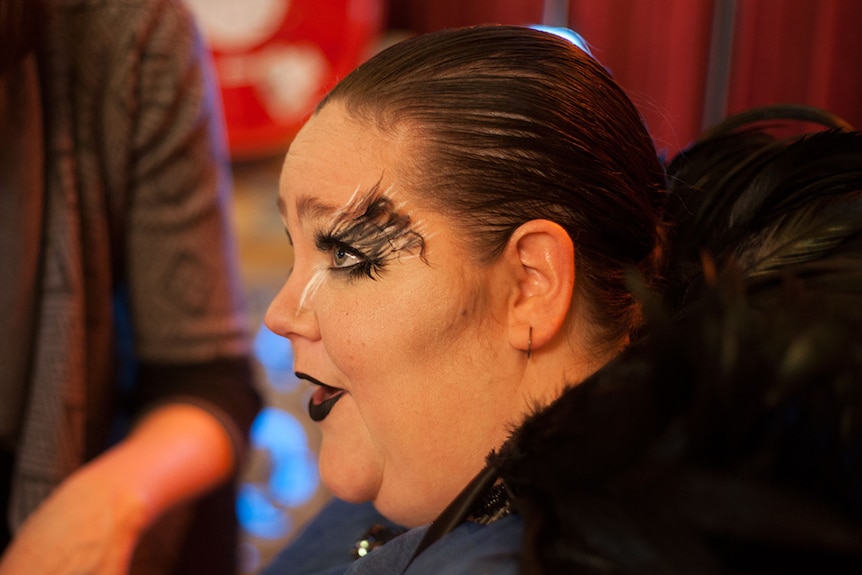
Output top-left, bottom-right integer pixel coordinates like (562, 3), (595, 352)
(313, 194), (427, 281)
(315, 234), (383, 280)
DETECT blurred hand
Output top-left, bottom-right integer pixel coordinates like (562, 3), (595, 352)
(0, 403), (234, 575)
(0, 457), (147, 575)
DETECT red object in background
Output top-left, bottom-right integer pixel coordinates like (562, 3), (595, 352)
(568, 0), (715, 156)
(727, 0), (862, 133)
(387, 0), (862, 157)
(187, 0), (384, 160)
(569, 0), (862, 154)
(387, 0), (542, 32)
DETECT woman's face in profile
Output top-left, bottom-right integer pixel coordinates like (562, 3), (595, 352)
(265, 103), (522, 526)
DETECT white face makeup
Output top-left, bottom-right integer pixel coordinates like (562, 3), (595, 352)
(265, 102), (524, 526)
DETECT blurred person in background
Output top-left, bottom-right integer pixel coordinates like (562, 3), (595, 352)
(0, 0), (261, 573)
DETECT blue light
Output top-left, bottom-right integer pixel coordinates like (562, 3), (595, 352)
(253, 323), (293, 372)
(269, 449), (319, 508)
(251, 406), (308, 451)
(253, 322), (299, 391)
(249, 407), (320, 507)
(530, 25), (593, 57)
(237, 483), (292, 540)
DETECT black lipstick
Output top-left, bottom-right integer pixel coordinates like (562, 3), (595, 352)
(297, 372), (345, 422)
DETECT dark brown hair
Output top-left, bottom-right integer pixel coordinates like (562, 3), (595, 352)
(320, 25), (668, 349)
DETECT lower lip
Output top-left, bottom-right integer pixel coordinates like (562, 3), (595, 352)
(308, 386), (345, 422)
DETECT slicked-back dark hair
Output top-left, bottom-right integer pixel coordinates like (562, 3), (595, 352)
(318, 25), (668, 349)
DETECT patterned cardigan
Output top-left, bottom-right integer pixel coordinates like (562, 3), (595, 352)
(5, 0), (261, 572)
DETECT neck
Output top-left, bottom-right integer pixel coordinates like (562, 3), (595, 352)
(517, 322), (620, 418)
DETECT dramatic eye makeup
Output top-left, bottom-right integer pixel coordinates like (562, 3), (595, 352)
(314, 183), (426, 280)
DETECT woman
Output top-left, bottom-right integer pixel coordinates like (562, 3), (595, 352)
(264, 26), (862, 575)
(264, 25), (666, 574)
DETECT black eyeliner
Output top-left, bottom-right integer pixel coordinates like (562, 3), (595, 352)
(315, 234), (379, 280)
(314, 193), (426, 280)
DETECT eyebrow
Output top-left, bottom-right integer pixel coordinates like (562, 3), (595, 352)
(277, 177), (392, 227)
(276, 194), (343, 246)
(276, 195), (341, 221)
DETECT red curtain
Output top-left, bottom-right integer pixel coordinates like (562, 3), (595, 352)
(566, 0), (714, 156)
(727, 0), (862, 131)
(386, 0), (543, 31)
(385, 0), (862, 154)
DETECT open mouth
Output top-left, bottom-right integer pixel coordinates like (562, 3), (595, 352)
(297, 372), (346, 422)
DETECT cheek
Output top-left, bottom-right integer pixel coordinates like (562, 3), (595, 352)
(312, 284), (393, 370)
(313, 267), (486, 397)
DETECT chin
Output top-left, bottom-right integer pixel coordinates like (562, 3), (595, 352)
(371, 489), (446, 528)
(319, 457), (380, 506)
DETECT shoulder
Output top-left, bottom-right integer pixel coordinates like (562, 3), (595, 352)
(263, 501), (523, 575)
(38, 0), (206, 117)
(262, 499), (405, 575)
(350, 516), (521, 575)
(399, 516), (522, 575)
(42, 0), (202, 75)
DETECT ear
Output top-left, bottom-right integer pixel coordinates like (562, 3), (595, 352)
(502, 219), (575, 355)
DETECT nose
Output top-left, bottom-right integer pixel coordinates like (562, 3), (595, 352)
(264, 267), (321, 343)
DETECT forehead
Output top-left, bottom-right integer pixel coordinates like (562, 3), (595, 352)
(279, 103), (410, 221)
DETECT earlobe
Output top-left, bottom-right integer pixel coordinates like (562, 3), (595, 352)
(505, 220), (575, 355)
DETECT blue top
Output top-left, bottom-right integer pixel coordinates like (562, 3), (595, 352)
(261, 498), (523, 575)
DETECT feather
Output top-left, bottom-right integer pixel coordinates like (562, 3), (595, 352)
(489, 108), (862, 574)
(665, 129), (862, 312)
(736, 197), (862, 278)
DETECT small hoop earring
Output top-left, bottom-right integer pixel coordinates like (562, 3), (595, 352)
(527, 326), (533, 359)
